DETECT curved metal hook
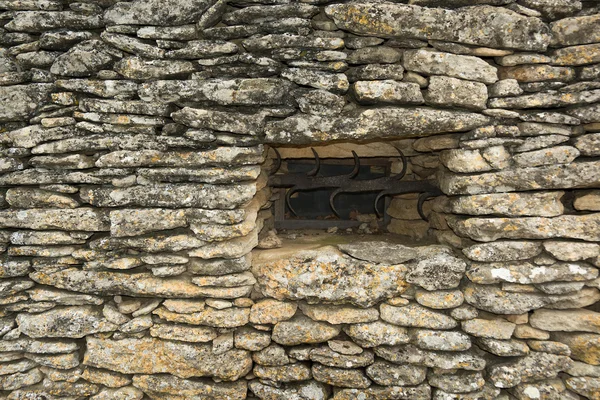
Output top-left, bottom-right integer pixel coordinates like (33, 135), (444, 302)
(373, 190), (388, 219)
(306, 148), (320, 177)
(417, 192), (434, 222)
(394, 148), (408, 180)
(270, 147), (282, 176)
(329, 188), (343, 218)
(285, 187), (299, 217)
(348, 150), (360, 179)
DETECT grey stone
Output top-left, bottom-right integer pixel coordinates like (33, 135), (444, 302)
(17, 306), (116, 338)
(464, 282), (600, 314)
(281, 68), (348, 94)
(254, 246), (409, 307)
(272, 314), (340, 346)
(101, 32), (165, 59)
(463, 241), (542, 262)
(309, 346), (374, 368)
(337, 241), (418, 264)
(325, 3), (550, 51)
(489, 89), (600, 109)
(80, 183), (256, 209)
(172, 107), (266, 134)
(429, 371), (485, 394)
(50, 40), (117, 77)
(461, 318), (516, 339)
(343, 321), (410, 348)
(448, 213), (600, 242)
(375, 344), (486, 371)
(265, 107), (489, 145)
(445, 192), (564, 217)
(575, 133), (600, 156)
(114, 57), (195, 79)
(5, 11), (103, 32)
(488, 352), (572, 388)
(333, 385), (431, 400)
(441, 161), (600, 195)
(0, 83), (53, 122)
(347, 46), (402, 64)
(104, 0), (214, 26)
(346, 64), (405, 82)
(404, 50), (498, 84)
(312, 364), (371, 388)
(380, 303), (457, 330)
(425, 76), (488, 110)
(406, 248), (466, 290)
(476, 338), (529, 357)
(467, 261), (598, 284)
(354, 80), (423, 105)
(249, 381), (330, 400)
(412, 329), (471, 351)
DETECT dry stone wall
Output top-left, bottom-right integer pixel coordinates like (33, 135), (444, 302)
(1, 0), (600, 399)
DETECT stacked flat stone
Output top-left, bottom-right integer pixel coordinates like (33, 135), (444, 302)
(0, 0), (599, 399)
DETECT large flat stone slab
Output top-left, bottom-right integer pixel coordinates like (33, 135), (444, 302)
(84, 337), (251, 380)
(265, 107), (489, 145)
(325, 4), (550, 51)
(253, 246), (409, 307)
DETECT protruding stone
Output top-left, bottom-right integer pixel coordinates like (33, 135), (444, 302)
(272, 314), (340, 346)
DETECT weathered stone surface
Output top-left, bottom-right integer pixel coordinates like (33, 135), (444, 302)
(445, 192), (564, 217)
(337, 242), (417, 264)
(249, 299), (297, 325)
(406, 248), (466, 290)
(51, 40), (117, 77)
(530, 309), (600, 333)
(467, 261), (598, 284)
(249, 381), (330, 400)
(16, 306), (116, 338)
(381, 303), (457, 330)
(426, 76), (488, 111)
(282, 68), (348, 94)
(154, 306), (249, 328)
(404, 50), (497, 84)
(414, 289), (464, 310)
(448, 213), (600, 242)
(333, 385), (432, 400)
(325, 4), (550, 51)
(553, 43), (600, 66)
(172, 107), (265, 135)
(463, 241), (542, 262)
(265, 107), (489, 144)
(476, 338), (529, 357)
(462, 318), (515, 339)
(499, 65), (575, 83)
(0, 208), (108, 231)
(6, 187), (79, 208)
(441, 149), (492, 173)
(488, 352), (572, 388)
(0, 84), (53, 122)
(375, 344), (486, 371)
(344, 321), (410, 348)
(104, 0), (213, 25)
(139, 78), (291, 105)
(309, 346), (374, 368)
(80, 183), (255, 209)
(150, 324), (217, 343)
(254, 246), (409, 307)
(299, 303), (379, 325)
(133, 374), (247, 400)
(442, 161), (600, 195)
(5, 11), (103, 32)
(464, 282), (600, 314)
(84, 337), (251, 381)
(412, 329), (471, 351)
(429, 370), (485, 394)
(114, 57), (195, 80)
(490, 89), (600, 109)
(272, 314), (340, 346)
(254, 362), (312, 383)
(56, 79), (138, 98)
(353, 80), (423, 105)
(30, 269), (238, 299)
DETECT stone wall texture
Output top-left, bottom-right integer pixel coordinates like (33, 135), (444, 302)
(1, 0), (600, 399)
